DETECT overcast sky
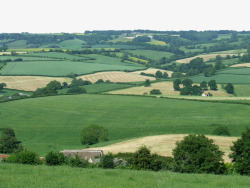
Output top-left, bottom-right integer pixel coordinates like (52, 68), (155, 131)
(1, 0), (249, 33)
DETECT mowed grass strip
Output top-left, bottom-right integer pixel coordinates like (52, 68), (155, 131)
(0, 94), (249, 155)
(0, 76), (72, 91)
(87, 134), (239, 162)
(1, 164), (250, 188)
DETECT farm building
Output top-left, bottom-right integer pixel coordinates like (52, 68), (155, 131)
(202, 92), (209, 97)
(0, 154), (9, 161)
(60, 150), (103, 163)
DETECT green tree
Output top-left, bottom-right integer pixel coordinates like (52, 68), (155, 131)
(67, 86), (86, 94)
(0, 128), (21, 154)
(200, 81), (208, 90)
(173, 135), (225, 174)
(155, 71), (163, 79)
(150, 89), (162, 95)
(173, 79), (181, 91)
(7, 150), (41, 165)
(132, 146), (161, 171)
(45, 151), (67, 166)
(182, 79), (193, 87)
(162, 72), (169, 79)
(100, 153), (115, 169)
(0, 83), (7, 91)
(144, 79), (151, 87)
(208, 80), (217, 90)
(229, 128), (250, 175)
(180, 86), (192, 95)
(192, 85), (202, 96)
(95, 79), (105, 84)
(225, 83), (234, 94)
(80, 124), (108, 145)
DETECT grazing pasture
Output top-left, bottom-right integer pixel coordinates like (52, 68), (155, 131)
(77, 71), (154, 83)
(1, 164), (250, 188)
(0, 94), (249, 154)
(126, 49), (174, 60)
(0, 76), (72, 91)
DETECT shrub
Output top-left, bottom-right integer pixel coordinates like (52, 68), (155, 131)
(69, 154), (89, 168)
(95, 79), (104, 84)
(67, 86), (86, 94)
(131, 146), (161, 171)
(100, 153), (115, 169)
(173, 135), (226, 174)
(150, 89), (162, 95)
(0, 128), (21, 154)
(213, 126), (231, 136)
(229, 128), (250, 175)
(7, 150), (41, 165)
(45, 151), (67, 166)
(80, 124), (108, 145)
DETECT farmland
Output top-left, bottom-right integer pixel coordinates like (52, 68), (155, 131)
(126, 49), (174, 60)
(0, 94), (249, 155)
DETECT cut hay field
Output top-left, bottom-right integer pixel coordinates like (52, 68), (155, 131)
(0, 94), (249, 155)
(191, 68), (250, 84)
(1, 164), (249, 188)
(133, 68), (173, 77)
(87, 134), (238, 162)
(77, 71), (155, 83)
(0, 60), (144, 76)
(176, 53), (241, 64)
(109, 81), (229, 97)
(231, 63), (250, 68)
(126, 49), (174, 60)
(0, 76), (72, 91)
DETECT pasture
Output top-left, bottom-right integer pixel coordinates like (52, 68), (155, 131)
(126, 49), (174, 60)
(77, 71), (155, 83)
(1, 164), (249, 188)
(0, 94), (249, 155)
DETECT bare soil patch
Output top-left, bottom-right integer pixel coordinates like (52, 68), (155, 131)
(87, 134), (238, 162)
(77, 71), (155, 83)
(0, 76), (72, 91)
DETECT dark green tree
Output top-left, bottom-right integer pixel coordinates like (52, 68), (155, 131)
(173, 79), (181, 91)
(95, 79), (105, 84)
(192, 85), (202, 96)
(182, 79), (193, 87)
(144, 79), (151, 87)
(162, 72), (169, 79)
(67, 86), (86, 94)
(0, 83), (7, 91)
(0, 128), (21, 154)
(45, 151), (67, 166)
(225, 83), (234, 94)
(173, 135), (226, 174)
(150, 89), (162, 95)
(229, 128), (250, 175)
(180, 86), (192, 95)
(208, 80), (217, 90)
(155, 71), (163, 79)
(100, 153), (115, 169)
(200, 81), (208, 90)
(80, 124), (108, 145)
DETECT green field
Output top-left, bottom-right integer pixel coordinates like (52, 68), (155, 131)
(234, 84), (250, 97)
(0, 55), (54, 61)
(0, 89), (32, 97)
(59, 83), (133, 94)
(191, 68), (250, 84)
(1, 163), (249, 188)
(0, 94), (249, 155)
(126, 49), (174, 60)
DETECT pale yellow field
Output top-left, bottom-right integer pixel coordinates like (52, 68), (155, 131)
(77, 71), (155, 83)
(176, 54), (240, 64)
(231, 63), (250, 68)
(0, 52), (27, 55)
(109, 81), (229, 97)
(133, 68), (173, 77)
(0, 76), (72, 91)
(87, 134), (239, 162)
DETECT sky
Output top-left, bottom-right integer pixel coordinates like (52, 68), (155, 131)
(1, 0), (250, 33)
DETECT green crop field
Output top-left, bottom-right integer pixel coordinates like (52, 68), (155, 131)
(58, 83), (133, 94)
(0, 59), (144, 77)
(0, 89), (32, 97)
(234, 84), (250, 97)
(0, 55), (54, 61)
(0, 94), (249, 155)
(59, 38), (86, 49)
(6, 40), (28, 49)
(191, 68), (250, 84)
(1, 164), (249, 188)
(125, 50), (174, 60)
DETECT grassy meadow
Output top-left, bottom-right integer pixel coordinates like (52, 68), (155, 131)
(0, 94), (249, 155)
(126, 49), (174, 60)
(0, 163), (249, 188)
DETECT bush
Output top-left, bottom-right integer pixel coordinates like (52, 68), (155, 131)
(173, 135), (226, 174)
(150, 89), (162, 95)
(80, 124), (108, 145)
(131, 146), (161, 171)
(67, 86), (86, 94)
(229, 128), (250, 175)
(213, 126), (231, 136)
(69, 154), (89, 168)
(100, 153), (115, 169)
(0, 128), (21, 154)
(7, 150), (41, 165)
(45, 151), (67, 166)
